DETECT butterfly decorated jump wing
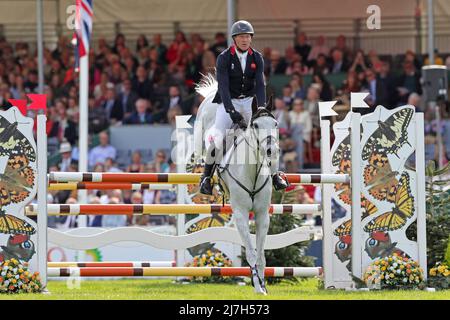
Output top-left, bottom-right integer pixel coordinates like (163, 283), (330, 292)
(334, 219), (352, 237)
(0, 116), (36, 163)
(332, 135), (351, 167)
(364, 172), (414, 233)
(186, 213), (231, 234)
(361, 108), (414, 161)
(363, 151), (398, 202)
(0, 212), (35, 235)
(0, 155), (35, 207)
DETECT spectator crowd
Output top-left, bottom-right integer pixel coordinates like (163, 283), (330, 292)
(0, 30), (449, 228)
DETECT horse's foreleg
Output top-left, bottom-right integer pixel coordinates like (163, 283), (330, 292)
(254, 209), (270, 293)
(233, 208), (257, 267)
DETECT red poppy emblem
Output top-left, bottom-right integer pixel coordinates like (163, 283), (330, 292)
(250, 63), (256, 69)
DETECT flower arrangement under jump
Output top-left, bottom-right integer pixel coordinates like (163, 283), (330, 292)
(0, 259), (43, 294)
(363, 253), (425, 290)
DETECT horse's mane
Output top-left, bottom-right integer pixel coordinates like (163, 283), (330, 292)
(195, 71), (217, 98)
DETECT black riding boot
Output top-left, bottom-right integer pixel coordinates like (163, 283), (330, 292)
(199, 163), (215, 195)
(272, 172), (289, 191)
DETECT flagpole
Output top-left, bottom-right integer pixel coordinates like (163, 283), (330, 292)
(78, 54), (88, 231)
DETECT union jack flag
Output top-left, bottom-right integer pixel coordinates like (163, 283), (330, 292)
(75, 0), (93, 58)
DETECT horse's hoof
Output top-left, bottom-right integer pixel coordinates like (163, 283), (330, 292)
(254, 288), (267, 295)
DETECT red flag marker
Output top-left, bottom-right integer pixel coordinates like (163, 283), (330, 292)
(8, 99), (28, 116)
(26, 94), (47, 111)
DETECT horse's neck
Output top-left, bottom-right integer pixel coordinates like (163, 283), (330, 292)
(227, 131), (264, 186)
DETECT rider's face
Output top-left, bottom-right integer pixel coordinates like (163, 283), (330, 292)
(234, 34), (252, 51)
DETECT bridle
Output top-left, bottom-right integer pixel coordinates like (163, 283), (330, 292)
(218, 108), (278, 203)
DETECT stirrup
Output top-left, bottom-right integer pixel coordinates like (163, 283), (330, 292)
(277, 171), (290, 186)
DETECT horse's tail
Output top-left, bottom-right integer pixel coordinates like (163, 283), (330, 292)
(193, 72), (218, 163)
(195, 71), (217, 98)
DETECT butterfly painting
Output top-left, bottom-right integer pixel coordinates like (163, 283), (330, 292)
(361, 108), (413, 161)
(364, 172), (414, 233)
(0, 116), (36, 163)
(0, 210), (35, 235)
(186, 213), (231, 234)
(363, 151), (399, 203)
(0, 155), (35, 207)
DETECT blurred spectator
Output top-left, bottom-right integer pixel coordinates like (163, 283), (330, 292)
(307, 36), (329, 64)
(312, 72), (333, 101)
(136, 34), (149, 51)
(289, 73), (307, 99)
(281, 84), (294, 109)
(88, 95), (109, 134)
(331, 35), (353, 63)
(166, 31), (190, 66)
(150, 34), (168, 65)
(349, 49), (368, 73)
(273, 98), (290, 130)
(329, 48), (349, 73)
(24, 70), (39, 93)
(132, 65), (153, 100)
(294, 32), (311, 65)
(88, 131), (117, 168)
(304, 85), (321, 128)
(396, 60), (422, 104)
(123, 98), (154, 124)
(311, 53), (329, 75)
(126, 151), (145, 172)
(104, 157), (122, 172)
(100, 83), (118, 123)
(58, 141), (73, 172)
(407, 92), (422, 111)
(150, 149), (169, 173)
(112, 78), (138, 122)
(289, 99), (312, 143)
(269, 50), (287, 75)
(289, 98), (313, 163)
(341, 70), (361, 95)
(210, 32), (228, 57)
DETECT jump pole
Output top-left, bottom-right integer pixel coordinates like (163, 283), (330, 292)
(48, 266), (323, 278)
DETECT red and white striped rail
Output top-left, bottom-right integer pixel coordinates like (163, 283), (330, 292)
(48, 266), (323, 277)
(26, 203), (322, 215)
(47, 261), (176, 268)
(48, 182), (174, 191)
(48, 172), (349, 184)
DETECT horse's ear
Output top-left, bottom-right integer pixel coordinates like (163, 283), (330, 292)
(265, 95), (274, 112)
(252, 95), (258, 114)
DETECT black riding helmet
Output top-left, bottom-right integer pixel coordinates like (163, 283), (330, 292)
(231, 20), (254, 37)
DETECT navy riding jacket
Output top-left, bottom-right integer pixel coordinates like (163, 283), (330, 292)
(212, 45), (266, 113)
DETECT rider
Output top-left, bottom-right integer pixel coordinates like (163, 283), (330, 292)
(199, 20), (289, 195)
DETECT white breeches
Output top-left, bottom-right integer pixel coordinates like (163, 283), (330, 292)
(204, 97), (279, 175)
(205, 97), (253, 149)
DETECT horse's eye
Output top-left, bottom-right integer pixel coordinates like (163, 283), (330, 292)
(254, 123), (258, 129)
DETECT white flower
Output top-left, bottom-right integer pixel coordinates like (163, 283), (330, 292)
(397, 269), (401, 274)
(403, 278), (408, 283)
(393, 263), (398, 268)
(1, 272), (5, 276)
(4, 280), (9, 286)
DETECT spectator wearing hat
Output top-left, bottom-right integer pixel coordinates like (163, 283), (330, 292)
(58, 141), (73, 172)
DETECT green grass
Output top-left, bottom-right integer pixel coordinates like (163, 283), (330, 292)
(1, 279), (449, 300)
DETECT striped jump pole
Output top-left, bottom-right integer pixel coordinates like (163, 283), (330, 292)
(48, 182), (174, 191)
(48, 267), (323, 277)
(48, 261), (176, 268)
(48, 172), (349, 185)
(26, 203), (322, 216)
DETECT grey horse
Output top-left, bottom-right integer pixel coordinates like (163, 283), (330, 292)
(194, 75), (280, 295)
